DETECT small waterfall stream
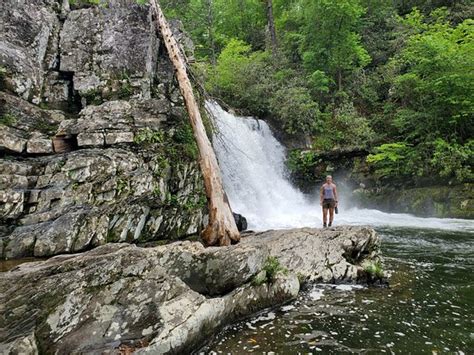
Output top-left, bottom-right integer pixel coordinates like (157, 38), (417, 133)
(207, 100), (473, 233)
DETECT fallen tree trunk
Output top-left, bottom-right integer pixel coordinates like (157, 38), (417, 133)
(149, 0), (240, 246)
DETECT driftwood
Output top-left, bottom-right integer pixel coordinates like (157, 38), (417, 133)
(149, 0), (240, 246)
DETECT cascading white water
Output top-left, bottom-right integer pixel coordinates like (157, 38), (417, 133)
(207, 101), (474, 233)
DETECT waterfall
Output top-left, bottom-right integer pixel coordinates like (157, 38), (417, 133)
(207, 101), (474, 233)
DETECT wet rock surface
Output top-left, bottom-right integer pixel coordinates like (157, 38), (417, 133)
(0, 226), (380, 354)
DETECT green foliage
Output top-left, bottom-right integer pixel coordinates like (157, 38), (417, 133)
(253, 256), (288, 285)
(366, 143), (415, 179)
(431, 139), (474, 182)
(301, 0), (371, 83)
(162, 0), (472, 185)
(0, 113), (17, 126)
(117, 72), (133, 99)
(207, 39), (271, 116)
(134, 128), (165, 145)
(313, 102), (375, 150)
(287, 150), (318, 179)
(389, 15), (474, 142)
(173, 123), (199, 160)
(263, 256), (288, 283)
(116, 177), (129, 195)
(69, 0), (101, 6)
(207, 39), (322, 135)
(364, 261), (384, 278)
(269, 86), (320, 135)
(82, 89), (103, 106)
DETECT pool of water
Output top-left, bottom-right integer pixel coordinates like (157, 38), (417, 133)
(202, 227), (474, 354)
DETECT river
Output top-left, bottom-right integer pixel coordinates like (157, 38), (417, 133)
(204, 101), (474, 354)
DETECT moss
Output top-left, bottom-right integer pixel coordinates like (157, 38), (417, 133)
(152, 154), (170, 178)
(117, 73), (134, 99)
(173, 123), (199, 160)
(251, 270), (267, 286)
(106, 230), (120, 243)
(0, 113), (17, 126)
(134, 128), (165, 145)
(0, 66), (7, 90)
(363, 261), (384, 279)
(82, 88), (104, 106)
(69, 0), (101, 6)
(116, 178), (129, 196)
(31, 119), (59, 135)
(297, 272), (307, 285)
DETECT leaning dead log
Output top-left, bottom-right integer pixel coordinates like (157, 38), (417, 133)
(149, 0), (240, 246)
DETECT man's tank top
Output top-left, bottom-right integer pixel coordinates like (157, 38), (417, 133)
(323, 185), (334, 199)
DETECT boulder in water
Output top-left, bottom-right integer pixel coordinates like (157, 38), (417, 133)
(233, 212), (248, 231)
(0, 226), (381, 354)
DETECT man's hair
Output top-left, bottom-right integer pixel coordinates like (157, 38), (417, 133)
(326, 175), (332, 179)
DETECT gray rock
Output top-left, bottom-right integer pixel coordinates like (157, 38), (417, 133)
(77, 132), (105, 147)
(0, 190), (24, 220)
(245, 226), (380, 283)
(0, 0), (205, 259)
(0, 126), (27, 153)
(60, 5), (158, 99)
(0, 0), (61, 103)
(105, 132), (134, 145)
(27, 137), (53, 154)
(0, 226), (380, 354)
(1, 147), (206, 258)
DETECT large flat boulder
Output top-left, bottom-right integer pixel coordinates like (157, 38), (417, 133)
(245, 226), (380, 282)
(0, 226), (381, 354)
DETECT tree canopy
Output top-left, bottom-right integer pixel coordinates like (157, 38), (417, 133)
(158, 0), (473, 184)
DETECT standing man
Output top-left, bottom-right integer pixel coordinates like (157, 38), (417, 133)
(320, 175), (338, 227)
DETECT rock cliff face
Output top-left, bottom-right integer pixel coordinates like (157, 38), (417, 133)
(0, 226), (380, 354)
(0, 0), (207, 259)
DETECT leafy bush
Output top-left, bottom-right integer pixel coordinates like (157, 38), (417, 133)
(173, 123), (199, 160)
(206, 39), (271, 116)
(253, 258), (297, 286)
(366, 142), (419, 180)
(269, 86), (320, 135)
(389, 14), (473, 142)
(313, 101), (375, 150)
(431, 139), (474, 182)
(287, 149), (318, 179)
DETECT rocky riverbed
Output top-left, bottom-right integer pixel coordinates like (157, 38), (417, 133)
(0, 226), (381, 354)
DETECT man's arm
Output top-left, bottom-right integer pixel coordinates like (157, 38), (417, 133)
(333, 185), (338, 205)
(320, 185), (324, 205)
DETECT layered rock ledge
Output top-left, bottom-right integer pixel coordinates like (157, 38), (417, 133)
(0, 226), (380, 354)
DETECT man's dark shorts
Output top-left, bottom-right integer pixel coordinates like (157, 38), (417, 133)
(322, 199), (336, 209)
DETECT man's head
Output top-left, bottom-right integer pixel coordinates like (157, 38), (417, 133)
(326, 175), (332, 183)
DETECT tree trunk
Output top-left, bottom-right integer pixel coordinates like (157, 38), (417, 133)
(265, 0), (278, 54)
(149, 0), (240, 246)
(205, 0), (216, 65)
